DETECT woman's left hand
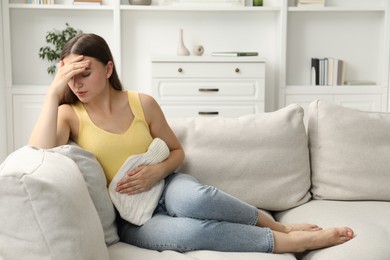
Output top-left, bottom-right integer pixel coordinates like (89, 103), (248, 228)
(116, 165), (162, 195)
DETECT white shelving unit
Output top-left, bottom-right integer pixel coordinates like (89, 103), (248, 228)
(281, 0), (390, 122)
(1, 0), (389, 153)
(0, 1), (7, 162)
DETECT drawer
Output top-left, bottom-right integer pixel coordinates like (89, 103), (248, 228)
(153, 79), (265, 101)
(152, 62), (265, 78)
(160, 103), (264, 118)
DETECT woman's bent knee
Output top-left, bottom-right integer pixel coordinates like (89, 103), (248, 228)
(164, 174), (216, 217)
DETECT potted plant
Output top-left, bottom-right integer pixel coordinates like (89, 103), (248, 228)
(39, 23), (82, 75)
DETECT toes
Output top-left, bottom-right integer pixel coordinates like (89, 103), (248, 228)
(339, 227), (354, 240)
(346, 228), (354, 239)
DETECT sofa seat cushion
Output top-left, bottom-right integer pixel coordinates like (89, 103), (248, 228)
(108, 242), (191, 260)
(186, 250), (296, 260)
(308, 100), (390, 200)
(108, 242), (297, 260)
(275, 200), (390, 260)
(0, 146), (109, 260)
(169, 104), (311, 211)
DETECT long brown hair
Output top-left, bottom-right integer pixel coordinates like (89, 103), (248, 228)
(59, 33), (123, 105)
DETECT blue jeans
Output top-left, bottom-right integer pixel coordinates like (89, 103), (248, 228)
(117, 173), (274, 253)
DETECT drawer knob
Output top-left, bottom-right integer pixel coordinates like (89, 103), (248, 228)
(235, 68), (240, 73)
(178, 68), (183, 73)
(198, 111), (219, 115)
(199, 88), (219, 92)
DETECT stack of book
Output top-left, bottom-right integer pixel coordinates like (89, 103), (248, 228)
(27, 0), (55, 4)
(297, 0), (325, 7)
(311, 57), (345, 86)
(73, 0), (102, 5)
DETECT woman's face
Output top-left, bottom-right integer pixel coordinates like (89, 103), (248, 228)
(63, 54), (111, 103)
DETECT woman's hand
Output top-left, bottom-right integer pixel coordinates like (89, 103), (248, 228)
(116, 164), (163, 195)
(49, 55), (90, 99)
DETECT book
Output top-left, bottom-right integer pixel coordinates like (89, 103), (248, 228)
(334, 59), (345, 85)
(327, 57), (334, 86)
(319, 58), (325, 85)
(211, 52), (258, 57)
(311, 58), (319, 85)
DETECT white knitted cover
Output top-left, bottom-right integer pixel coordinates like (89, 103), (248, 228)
(108, 138), (170, 226)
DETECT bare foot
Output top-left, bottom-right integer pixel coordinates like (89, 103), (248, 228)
(256, 211), (322, 233)
(301, 227), (354, 251)
(273, 227), (355, 253)
(284, 223), (322, 233)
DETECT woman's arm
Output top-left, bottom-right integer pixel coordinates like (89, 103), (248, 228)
(28, 56), (89, 148)
(144, 93), (185, 178)
(29, 91), (63, 148)
(116, 94), (185, 195)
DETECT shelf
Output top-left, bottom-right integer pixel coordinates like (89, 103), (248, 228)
(285, 85), (386, 95)
(9, 3), (113, 10)
(151, 55), (266, 63)
(288, 6), (385, 12)
(120, 5), (280, 12)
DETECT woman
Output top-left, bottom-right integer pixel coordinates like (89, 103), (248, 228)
(29, 33), (354, 254)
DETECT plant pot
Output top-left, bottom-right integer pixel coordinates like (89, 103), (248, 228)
(129, 0), (151, 5)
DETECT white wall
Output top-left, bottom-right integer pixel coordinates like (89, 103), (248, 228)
(0, 0), (8, 161)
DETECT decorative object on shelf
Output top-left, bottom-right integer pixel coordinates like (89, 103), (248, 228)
(129, 0), (152, 5)
(159, 0), (244, 7)
(253, 0), (263, 6)
(211, 51), (258, 57)
(193, 45), (204, 56)
(344, 80), (376, 86)
(177, 29), (190, 56)
(73, 0), (102, 5)
(297, 0), (325, 7)
(39, 23), (82, 75)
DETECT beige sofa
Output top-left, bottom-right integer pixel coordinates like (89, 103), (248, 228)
(1, 100), (389, 260)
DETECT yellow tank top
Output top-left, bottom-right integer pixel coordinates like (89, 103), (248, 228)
(72, 90), (153, 184)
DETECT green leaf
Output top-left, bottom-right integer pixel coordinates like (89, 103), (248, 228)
(39, 23), (82, 75)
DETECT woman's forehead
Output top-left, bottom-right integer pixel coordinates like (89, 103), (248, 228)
(63, 54), (95, 64)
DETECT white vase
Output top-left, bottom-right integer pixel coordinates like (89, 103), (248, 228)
(177, 29), (190, 56)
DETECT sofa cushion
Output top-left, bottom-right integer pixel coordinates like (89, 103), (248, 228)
(308, 100), (390, 200)
(169, 104), (311, 211)
(108, 242), (297, 260)
(0, 146), (109, 260)
(275, 200), (390, 260)
(52, 143), (119, 245)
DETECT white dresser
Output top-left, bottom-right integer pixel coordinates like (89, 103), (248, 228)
(151, 56), (265, 118)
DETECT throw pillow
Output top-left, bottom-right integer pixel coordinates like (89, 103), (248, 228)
(308, 99), (390, 200)
(0, 146), (109, 260)
(52, 143), (119, 245)
(108, 138), (170, 226)
(169, 104), (312, 211)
